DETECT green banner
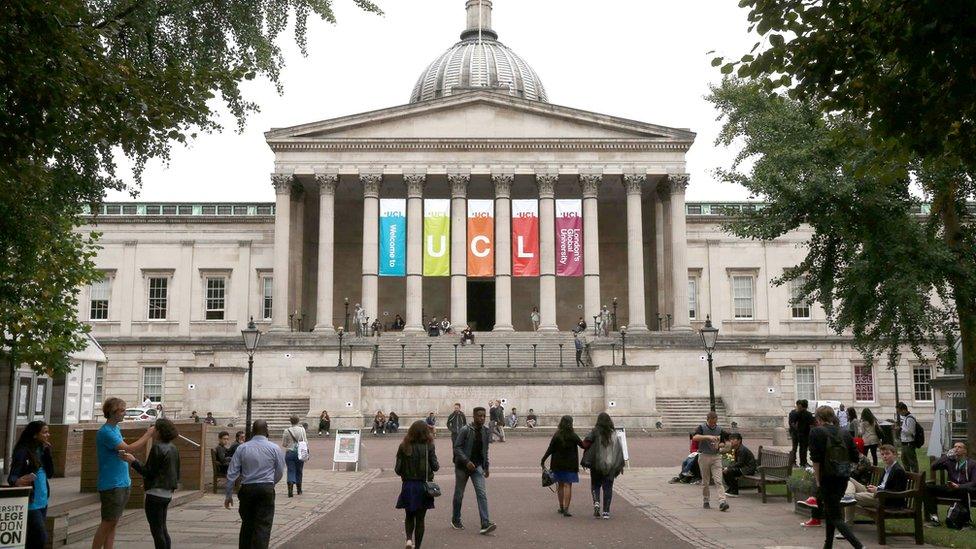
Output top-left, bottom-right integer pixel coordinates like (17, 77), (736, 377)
(423, 199), (451, 277)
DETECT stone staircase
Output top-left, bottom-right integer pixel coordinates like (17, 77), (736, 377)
(248, 398), (311, 433)
(657, 397), (728, 434)
(371, 331), (582, 368)
(49, 489), (201, 546)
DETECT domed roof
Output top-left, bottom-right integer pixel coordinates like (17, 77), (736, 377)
(409, 1), (548, 104)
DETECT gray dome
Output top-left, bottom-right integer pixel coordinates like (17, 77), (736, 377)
(409, 1), (548, 103)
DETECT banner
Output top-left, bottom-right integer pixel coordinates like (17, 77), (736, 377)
(378, 199), (406, 277)
(555, 199), (583, 277)
(467, 200), (494, 277)
(512, 200), (539, 277)
(0, 487), (30, 548)
(423, 199), (451, 277)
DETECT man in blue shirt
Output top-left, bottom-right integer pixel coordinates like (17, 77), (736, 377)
(225, 420), (286, 549)
(92, 397), (155, 549)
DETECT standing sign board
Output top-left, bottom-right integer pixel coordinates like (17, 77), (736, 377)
(0, 487), (31, 548)
(332, 429), (363, 471)
(615, 428), (630, 464)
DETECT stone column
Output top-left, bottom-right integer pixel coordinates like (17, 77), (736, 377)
(492, 174), (514, 331)
(537, 174), (559, 332)
(314, 174), (338, 333)
(624, 174), (649, 332)
(668, 174), (692, 331)
(360, 174), (381, 329)
(404, 175), (426, 333)
(449, 174), (469, 328)
(580, 174), (602, 326)
(270, 174), (293, 331)
(654, 189), (668, 329)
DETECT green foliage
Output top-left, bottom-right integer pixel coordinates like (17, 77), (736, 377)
(0, 0), (381, 373)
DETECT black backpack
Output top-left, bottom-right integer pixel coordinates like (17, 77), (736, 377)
(912, 416), (925, 448)
(823, 429), (853, 478)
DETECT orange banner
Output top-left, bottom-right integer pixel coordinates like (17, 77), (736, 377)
(467, 200), (494, 277)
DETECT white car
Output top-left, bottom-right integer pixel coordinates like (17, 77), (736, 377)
(123, 407), (159, 422)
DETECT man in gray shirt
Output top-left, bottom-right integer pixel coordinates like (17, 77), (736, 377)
(692, 411), (731, 511)
(895, 402), (919, 472)
(224, 420), (286, 549)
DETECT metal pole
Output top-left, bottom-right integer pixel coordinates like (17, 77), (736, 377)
(559, 344), (564, 368)
(532, 344), (537, 367)
(892, 365), (901, 423)
(454, 344), (459, 368)
(612, 299), (618, 332)
(344, 300), (349, 332)
(621, 332), (627, 366)
(245, 354), (254, 439)
(707, 352), (716, 412)
(400, 344), (406, 368)
(480, 344), (485, 368)
(337, 333), (344, 367)
(427, 344), (432, 368)
(506, 344), (511, 368)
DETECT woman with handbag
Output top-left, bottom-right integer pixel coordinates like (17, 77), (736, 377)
(580, 412), (626, 519)
(395, 420), (440, 549)
(121, 418), (181, 549)
(541, 415), (584, 516)
(859, 408), (880, 466)
(282, 415), (308, 497)
(7, 421), (54, 549)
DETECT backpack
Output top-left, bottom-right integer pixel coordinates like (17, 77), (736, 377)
(822, 428), (852, 478)
(910, 416), (924, 448)
(945, 500), (971, 530)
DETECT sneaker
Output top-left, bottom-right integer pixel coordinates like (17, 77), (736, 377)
(558, 508), (565, 515)
(450, 521), (464, 530)
(594, 503), (601, 517)
(797, 498), (818, 510)
(719, 502), (730, 512)
(692, 480), (703, 485)
(801, 518), (822, 527)
(926, 514), (941, 527)
(703, 501), (710, 509)
(406, 541), (414, 548)
(479, 523), (497, 535)
(726, 491), (739, 498)
(668, 476), (682, 484)
(563, 511), (573, 517)
(840, 495), (856, 504)
(602, 512), (610, 520)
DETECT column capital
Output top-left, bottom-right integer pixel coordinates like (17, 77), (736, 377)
(360, 174), (382, 198)
(315, 174), (338, 195)
(404, 174), (426, 198)
(492, 174), (513, 198)
(536, 173), (558, 198)
(623, 174), (646, 196)
(580, 174), (603, 198)
(448, 174), (469, 198)
(667, 173), (690, 194)
(271, 173), (295, 195)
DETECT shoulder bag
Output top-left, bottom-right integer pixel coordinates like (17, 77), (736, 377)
(423, 443), (441, 498)
(292, 427), (310, 462)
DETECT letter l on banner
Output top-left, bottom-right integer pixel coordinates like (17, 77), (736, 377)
(512, 199), (540, 277)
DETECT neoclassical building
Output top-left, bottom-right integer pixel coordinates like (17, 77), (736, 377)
(66, 1), (939, 431)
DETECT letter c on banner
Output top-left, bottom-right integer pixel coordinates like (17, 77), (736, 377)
(471, 235), (490, 258)
(427, 235), (447, 258)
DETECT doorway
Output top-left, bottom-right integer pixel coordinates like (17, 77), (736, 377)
(467, 280), (495, 331)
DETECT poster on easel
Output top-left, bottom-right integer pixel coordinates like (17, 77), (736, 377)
(333, 430), (362, 470)
(0, 486), (31, 548)
(615, 428), (630, 464)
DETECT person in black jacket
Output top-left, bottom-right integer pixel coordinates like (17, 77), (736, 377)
(722, 434), (757, 496)
(7, 421), (54, 549)
(122, 418), (181, 549)
(541, 415), (584, 516)
(789, 399), (815, 467)
(395, 420), (439, 549)
(452, 407), (496, 535)
(447, 403), (467, 445)
(809, 406), (863, 549)
(214, 431), (232, 475)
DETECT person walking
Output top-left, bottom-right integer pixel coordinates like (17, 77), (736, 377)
(809, 405), (863, 549)
(789, 399), (815, 467)
(581, 412), (625, 519)
(451, 407), (496, 535)
(447, 403), (467, 446)
(530, 307), (541, 331)
(318, 410), (331, 437)
(121, 418), (180, 549)
(859, 408), (880, 466)
(225, 420), (286, 549)
(541, 415), (584, 516)
(282, 415), (308, 497)
(895, 402), (920, 473)
(7, 421), (54, 549)
(92, 398), (155, 549)
(489, 400), (506, 443)
(574, 334), (585, 367)
(692, 410), (730, 512)
(395, 420), (440, 549)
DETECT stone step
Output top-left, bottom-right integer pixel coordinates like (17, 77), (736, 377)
(61, 490), (201, 546)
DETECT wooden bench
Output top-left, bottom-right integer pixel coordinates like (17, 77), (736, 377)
(211, 448), (228, 494)
(854, 469), (925, 545)
(739, 445), (793, 503)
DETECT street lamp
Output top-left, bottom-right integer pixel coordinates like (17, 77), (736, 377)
(620, 325), (627, 366)
(612, 297), (618, 332)
(699, 315), (719, 412)
(241, 317), (262, 439)
(336, 327), (345, 367)
(344, 298), (350, 332)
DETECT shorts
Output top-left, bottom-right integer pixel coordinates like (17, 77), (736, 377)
(99, 487), (131, 521)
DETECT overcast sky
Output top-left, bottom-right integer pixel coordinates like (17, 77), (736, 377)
(107, 0), (760, 203)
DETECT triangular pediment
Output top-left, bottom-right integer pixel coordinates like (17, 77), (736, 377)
(265, 91), (694, 143)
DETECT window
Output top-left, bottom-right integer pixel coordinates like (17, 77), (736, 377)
(262, 276), (273, 320)
(94, 366), (104, 414)
(912, 365), (933, 402)
(89, 276), (111, 320)
(789, 278), (811, 319)
(205, 277), (226, 320)
(854, 364), (875, 402)
(795, 365), (817, 401)
(148, 277), (169, 320)
(732, 275), (755, 319)
(688, 277), (699, 320)
(142, 367), (163, 403)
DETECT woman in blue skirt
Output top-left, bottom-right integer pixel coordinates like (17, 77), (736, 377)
(541, 415), (584, 516)
(395, 420), (439, 548)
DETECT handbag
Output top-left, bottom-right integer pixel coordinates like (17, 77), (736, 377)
(541, 467), (555, 488)
(423, 444), (442, 498)
(291, 427), (310, 462)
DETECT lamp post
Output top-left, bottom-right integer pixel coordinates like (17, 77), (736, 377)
(888, 354), (901, 423)
(620, 325), (628, 366)
(240, 317), (262, 439)
(592, 315), (599, 337)
(336, 327), (345, 367)
(699, 315), (719, 412)
(344, 298), (349, 332)
(612, 297), (618, 332)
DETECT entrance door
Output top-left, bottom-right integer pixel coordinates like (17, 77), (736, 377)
(467, 280), (495, 331)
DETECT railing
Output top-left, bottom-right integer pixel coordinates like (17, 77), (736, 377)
(81, 202), (275, 217)
(372, 342), (587, 368)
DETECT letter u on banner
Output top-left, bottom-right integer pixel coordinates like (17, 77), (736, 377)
(423, 199), (451, 276)
(512, 199), (540, 277)
(555, 199), (583, 276)
(467, 200), (494, 277)
(378, 199), (406, 277)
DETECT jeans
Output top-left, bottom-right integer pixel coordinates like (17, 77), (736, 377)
(591, 473), (614, 512)
(490, 422), (505, 442)
(144, 494), (172, 549)
(286, 449), (304, 485)
(864, 444), (878, 466)
(25, 507), (47, 549)
(791, 436), (810, 467)
(453, 466), (490, 528)
(238, 483), (276, 549)
(819, 476), (862, 549)
(723, 466), (744, 493)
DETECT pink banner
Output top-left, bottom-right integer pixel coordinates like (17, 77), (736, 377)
(556, 200), (583, 277)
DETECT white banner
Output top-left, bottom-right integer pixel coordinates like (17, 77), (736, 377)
(0, 487), (31, 548)
(333, 429), (362, 464)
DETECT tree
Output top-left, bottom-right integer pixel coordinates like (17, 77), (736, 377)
(712, 0), (976, 447)
(0, 0), (381, 469)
